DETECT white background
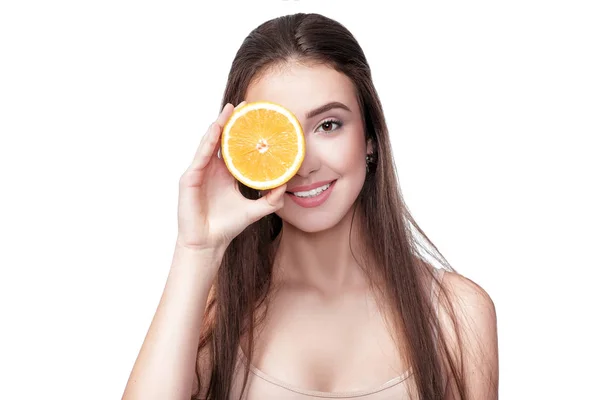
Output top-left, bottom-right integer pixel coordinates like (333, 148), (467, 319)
(1, 1), (598, 398)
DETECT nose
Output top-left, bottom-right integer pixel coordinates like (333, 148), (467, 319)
(295, 135), (320, 178)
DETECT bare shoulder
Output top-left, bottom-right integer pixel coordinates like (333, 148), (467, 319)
(437, 270), (499, 399)
(440, 270), (496, 318)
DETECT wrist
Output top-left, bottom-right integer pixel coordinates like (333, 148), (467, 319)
(174, 240), (226, 270)
(175, 237), (228, 257)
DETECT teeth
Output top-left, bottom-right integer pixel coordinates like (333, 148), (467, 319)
(293, 183), (331, 198)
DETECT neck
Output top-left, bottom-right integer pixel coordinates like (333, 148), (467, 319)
(272, 204), (371, 295)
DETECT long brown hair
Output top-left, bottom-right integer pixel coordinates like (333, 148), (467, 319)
(194, 13), (469, 400)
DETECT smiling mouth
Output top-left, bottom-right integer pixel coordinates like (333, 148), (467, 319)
(286, 183), (330, 198)
(286, 180), (337, 197)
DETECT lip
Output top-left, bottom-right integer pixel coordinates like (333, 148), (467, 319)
(286, 180), (336, 193)
(286, 180), (337, 208)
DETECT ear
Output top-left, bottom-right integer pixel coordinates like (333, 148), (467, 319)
(367, 138), (374, 155)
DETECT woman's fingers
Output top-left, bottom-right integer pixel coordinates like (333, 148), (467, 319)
(245, 184), (287, 224)
(189, 103), (235, 171)
(215, 101), (247, 160)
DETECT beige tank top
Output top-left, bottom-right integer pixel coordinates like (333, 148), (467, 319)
(228, 268), (446, 399)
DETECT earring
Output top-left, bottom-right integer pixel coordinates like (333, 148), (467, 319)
(366, 153), (374, 172)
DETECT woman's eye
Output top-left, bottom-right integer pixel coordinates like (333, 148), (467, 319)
(316, 119), (342, 133)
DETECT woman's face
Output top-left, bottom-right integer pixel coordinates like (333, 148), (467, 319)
(246, 62), (372, 233)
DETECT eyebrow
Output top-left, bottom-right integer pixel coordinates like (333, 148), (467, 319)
(305, 101), (351, 119)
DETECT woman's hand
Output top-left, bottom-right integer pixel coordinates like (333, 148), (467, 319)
(176, 102), (286, 252)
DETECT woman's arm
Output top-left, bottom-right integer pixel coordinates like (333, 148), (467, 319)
(441, 272), (499, 400)
(121, 244), (223, 400)
(121, 100), (287, 399)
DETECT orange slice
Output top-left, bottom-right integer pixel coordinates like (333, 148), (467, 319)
(221, 101), (305, 190)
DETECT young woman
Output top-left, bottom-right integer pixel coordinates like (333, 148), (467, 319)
(123, 12), (498, 400)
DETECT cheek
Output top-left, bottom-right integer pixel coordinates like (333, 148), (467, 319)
(321, 132), (365, 173)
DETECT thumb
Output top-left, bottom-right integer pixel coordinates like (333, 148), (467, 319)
(246, 184), (287, 223)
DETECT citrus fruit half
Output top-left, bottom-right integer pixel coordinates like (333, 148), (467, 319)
(221, 101), (305, 191)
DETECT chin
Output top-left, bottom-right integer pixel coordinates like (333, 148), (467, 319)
(277, 211), (343, 233)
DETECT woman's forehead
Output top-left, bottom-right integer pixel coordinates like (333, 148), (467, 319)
(245, 63), (359, 121)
